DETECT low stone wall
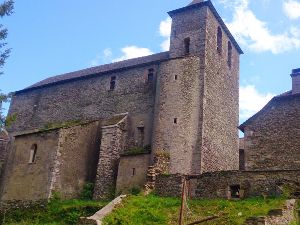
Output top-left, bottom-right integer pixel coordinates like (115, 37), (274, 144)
(244, 199), (297, 225)
(154, 174), (184, 197)
(155, 170), (300, 199)
(0, 199), (47, 212)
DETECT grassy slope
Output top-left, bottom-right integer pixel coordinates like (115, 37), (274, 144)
(1, 199), (107, 225)
(103, 195), (286, 225)
(0, 195), (290, 225)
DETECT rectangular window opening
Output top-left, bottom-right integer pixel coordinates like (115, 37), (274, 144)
(184, 38), (190, 55)
(29, 144), (37, 164)
(175, 75), (178, 80)
(132, 168), (136, 176)
(174, 118), (178, 124)
(110, 76), (116, 90)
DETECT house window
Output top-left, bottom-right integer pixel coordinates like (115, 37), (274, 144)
(132, 168), (136, 176)
(110, 76), (116, 90)
(184, 37), (190, 55)
(174, 118), (178, 124)
(217, 27), (222, 54)
(175, 75), (178, 80)
(148, 68), (154, 82)
(29, 144), (37, 163)
(228, 41), (232, 68)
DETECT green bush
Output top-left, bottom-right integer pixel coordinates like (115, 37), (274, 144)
(130, 187), (141, 195)
(80, 183), (94, 200)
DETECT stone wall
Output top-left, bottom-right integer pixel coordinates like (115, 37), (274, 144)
(244, 200), (297, 225)
(1, 131), (59, 201)
(7, 63), (158, 135)
(93, 116), (128, 200)
(152, 57), (203, 174)
(116, 153), (150, 194)
(1, 121), (102, 201)
(49, 121), (101, 199)
(244, 96), (300, 170)
(200, 6), (239, 172)
(169, 4), (207, 58)
(0, 139), (9, 176)
(155, 174), (184, 197)
(155, 170), (300, 199)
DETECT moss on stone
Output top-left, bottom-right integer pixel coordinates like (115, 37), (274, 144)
(40, 119), (83, 132)
(122, 145), (151, 156)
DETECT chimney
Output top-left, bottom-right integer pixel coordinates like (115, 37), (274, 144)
(291, 68), (300, 94)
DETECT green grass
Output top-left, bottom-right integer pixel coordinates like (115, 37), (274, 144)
(1, 199), (107, 225)
(103, 195), (286, 225)
(0, 196), (289, 225)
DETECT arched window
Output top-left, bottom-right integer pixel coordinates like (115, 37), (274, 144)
(29, 144), (37, 163)
(228, 41), (232, 68)
(184, 37), (190, 55)
(217, 27), (222, 54)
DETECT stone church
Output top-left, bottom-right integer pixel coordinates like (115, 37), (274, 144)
(0, 0), (244, 201)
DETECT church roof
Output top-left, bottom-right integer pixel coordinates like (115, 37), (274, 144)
(16, 52), (170, 94)
(168, 0), (243, 55)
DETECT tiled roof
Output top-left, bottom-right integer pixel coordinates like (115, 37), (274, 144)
(16, 52), (170, 94)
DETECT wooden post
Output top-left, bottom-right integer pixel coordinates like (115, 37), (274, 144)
(179, 177), (186, 225)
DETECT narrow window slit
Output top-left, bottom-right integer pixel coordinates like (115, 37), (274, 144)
(110, 76), (116, 90)
(29, 144), (37, 164)
(184, 38), (190, 55)
(148, 68), (154, 82)
(217, 27), (222, 54)
(228, 41), (232, 68)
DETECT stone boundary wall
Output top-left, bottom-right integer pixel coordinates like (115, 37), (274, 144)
(155, 170), (300, 199)
(0, 199), (47, 212)
(244, 199), (297, 225)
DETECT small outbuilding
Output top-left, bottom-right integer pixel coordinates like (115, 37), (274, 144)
(239, 68), (300, 171)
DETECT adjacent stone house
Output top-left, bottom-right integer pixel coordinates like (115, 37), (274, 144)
(239, 68), (300, 171)
(1, 0), (243, 201)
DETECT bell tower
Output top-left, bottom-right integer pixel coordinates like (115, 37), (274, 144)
(153, 0), (243, 174)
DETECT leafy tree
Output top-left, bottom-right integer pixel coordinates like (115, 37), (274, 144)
(0, 0), (14, 129)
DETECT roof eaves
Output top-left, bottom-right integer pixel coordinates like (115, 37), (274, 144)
(15, 52), (170, 95)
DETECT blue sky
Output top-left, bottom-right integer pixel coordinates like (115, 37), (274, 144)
(0, 0), (300, 124)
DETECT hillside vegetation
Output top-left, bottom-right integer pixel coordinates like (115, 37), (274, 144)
(103, 195), (286, 225)
(0, 195), (291, 225)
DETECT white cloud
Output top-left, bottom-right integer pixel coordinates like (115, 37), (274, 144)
(290, 26), (300, 38)
(283, 0), (300, 20)
(90, 48), (112, 66)
(113, 46), (153, 62)
(222, 0), (300, 54)
(240, 85), (274, 120)
(159, 18), (172, 51)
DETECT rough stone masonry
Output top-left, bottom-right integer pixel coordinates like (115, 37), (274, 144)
(0, 0), (243, 201)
